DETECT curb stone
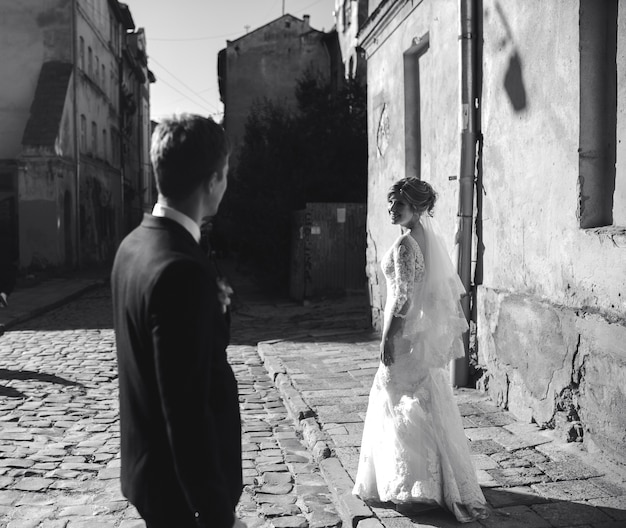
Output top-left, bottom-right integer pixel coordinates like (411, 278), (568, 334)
(259, 342), (333, 461)
(259, 337), (377, 528)
(275, 373), (316, 422)
(259, 342), (316, 424)
(300, 417), (331, 461)
(320, 458), (374, 528)
(262, 351), (287, 379)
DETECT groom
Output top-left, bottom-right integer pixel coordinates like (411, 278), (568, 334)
(111, 115), (244, 528)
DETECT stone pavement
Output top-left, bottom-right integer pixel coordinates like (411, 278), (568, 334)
(0, 266), (625, 528)
(0, 276), (342, 527)
(258, 335), (626, 528)
(225, 266), (626, 528)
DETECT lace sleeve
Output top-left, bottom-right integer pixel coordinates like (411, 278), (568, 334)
(391, 242), (416, 318)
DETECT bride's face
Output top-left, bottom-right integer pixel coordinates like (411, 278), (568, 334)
(388, 192), (416, 227)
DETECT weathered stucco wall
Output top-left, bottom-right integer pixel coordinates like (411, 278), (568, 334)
(19, 156), (118, 270)
(79, 160), (119, 267)
(19, 80), (76, 269)
(10, 0), (127, 270)
(482, 0), (625, 314)
(478, 289), (626, 463)
(361, 0), (462, 328)
(75, 10), (120, 163)
(0, 0), (72, 159)
(18, 158), (76, 269)
(479, 0), (626, 463)
(614, 5), (626, 226)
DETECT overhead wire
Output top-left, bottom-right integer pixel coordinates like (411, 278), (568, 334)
(149, 56), (221, 114)
(152, 76), (216, 115)
(293, 0), (327, 16)
(264, 0), (282, 20)
(146, 1), (331, 118)
(150, 31), (240, 42)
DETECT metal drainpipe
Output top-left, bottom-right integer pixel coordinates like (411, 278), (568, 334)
(72, 0), (81, 269)
(452, 0), (477, 387)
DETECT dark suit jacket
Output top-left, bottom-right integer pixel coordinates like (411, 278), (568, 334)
(111, 214), (242, 527)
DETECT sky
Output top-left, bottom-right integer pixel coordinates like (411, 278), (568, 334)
(124, 0), (337, 122)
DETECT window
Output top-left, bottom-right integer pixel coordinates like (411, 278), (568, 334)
(95, 56), (100, 84)
(79, 37), (85, 70)
(88, 47), (93, 77)
(102, 64), (106, 93)
(579, 0), (618, 228)
(403, 33), (430, 179)
(110, 70), (118, 108)
(102, 129), (107, 161)
(110, 17), (120, 54)
(80, 115), (86, 152)
(111, 127), (120, 167)
(91, 122), (97, 155)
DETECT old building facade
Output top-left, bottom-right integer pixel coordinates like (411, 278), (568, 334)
(334, 0), (368, 80)
(0, 0), (152, 271)
(358, 0), (626, 465)
(218, 14), (338, 161)
(121, 28), (156, 234)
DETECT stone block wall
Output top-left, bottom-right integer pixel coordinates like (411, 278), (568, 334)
(478, 287), (626, 464)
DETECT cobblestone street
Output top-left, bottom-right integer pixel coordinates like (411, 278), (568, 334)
(0, 272), (625, 527)
(0, 284), (344, 528)
(259, 336), (626, 528)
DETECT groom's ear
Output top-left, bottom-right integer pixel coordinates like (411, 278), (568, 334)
(205, 171), (218, 193)
(204, 155), (229, 195)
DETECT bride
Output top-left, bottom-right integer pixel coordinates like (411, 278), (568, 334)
(352, 178), (489, 523)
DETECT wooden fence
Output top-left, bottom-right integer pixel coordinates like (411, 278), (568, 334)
(290, 202), (366, 300)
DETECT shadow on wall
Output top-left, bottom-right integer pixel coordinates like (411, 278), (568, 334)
(495, 1), (528, 112)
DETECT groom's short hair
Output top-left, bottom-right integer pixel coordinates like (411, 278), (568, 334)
(151, 114), (230, 201)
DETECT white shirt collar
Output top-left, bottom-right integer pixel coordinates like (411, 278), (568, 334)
(152, 203), (201, 244)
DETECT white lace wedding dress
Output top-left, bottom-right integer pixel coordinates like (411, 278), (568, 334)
(352, 219), (488, 523)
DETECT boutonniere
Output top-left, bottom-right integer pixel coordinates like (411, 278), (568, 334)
(217, 277), (234, 314)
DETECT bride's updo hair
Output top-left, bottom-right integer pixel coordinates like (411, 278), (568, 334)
(388, 177), (437, 215)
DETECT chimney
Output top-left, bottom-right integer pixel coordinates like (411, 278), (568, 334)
(303, 14), (310, 28)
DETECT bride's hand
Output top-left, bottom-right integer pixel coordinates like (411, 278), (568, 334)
(380, 338), (394, 366)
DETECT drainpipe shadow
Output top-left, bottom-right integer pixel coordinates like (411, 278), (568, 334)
(504, 50), (527, 111)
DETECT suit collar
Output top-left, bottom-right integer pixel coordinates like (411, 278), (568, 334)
(151, 203), (201, 243)
(141, 214), (199, 245)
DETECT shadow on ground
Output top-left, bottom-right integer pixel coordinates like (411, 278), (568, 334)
(9, 290), (114, 332)
(0, 368), (84, 398)
(6, 259), (371, 339)
(368, 487), (626, 527)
